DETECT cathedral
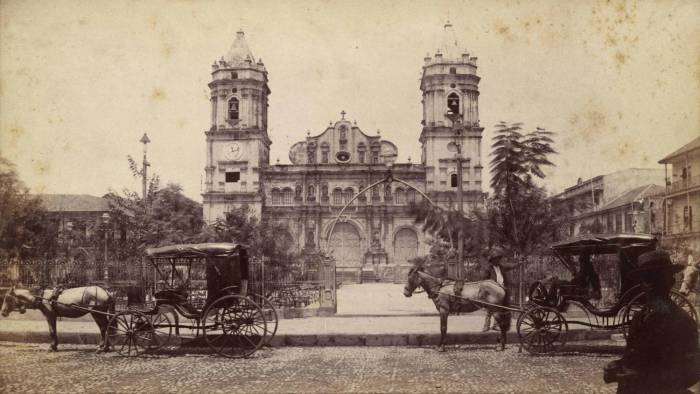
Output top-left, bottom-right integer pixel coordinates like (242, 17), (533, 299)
(202, 27), (485, 282)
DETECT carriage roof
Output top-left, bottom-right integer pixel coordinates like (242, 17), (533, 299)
(145, 243), (244, 259)
(145, 243), (248, 294)
(550, 233), (657, 275)
(550, 233), (656, 255)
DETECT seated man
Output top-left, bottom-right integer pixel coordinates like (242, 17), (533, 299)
(567, 254), (602, 301)
(604, 250), (700, 393)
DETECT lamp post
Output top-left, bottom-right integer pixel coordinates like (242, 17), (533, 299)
(140, 133), (151, 211)
(102, 212), (110, 284)
(445, 110), (465, 280)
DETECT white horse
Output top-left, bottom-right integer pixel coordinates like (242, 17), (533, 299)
(1, 286), (114, 351)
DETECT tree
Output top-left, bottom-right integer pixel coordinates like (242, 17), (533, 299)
(206, 205), (297, 269)
(488, 122), (561, 256)
(409, 200), (489, 260)
(105, 158), (203, 261)
(0, 156), (55, 259)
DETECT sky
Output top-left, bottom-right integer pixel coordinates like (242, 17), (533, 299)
(1, 0), (698, 201)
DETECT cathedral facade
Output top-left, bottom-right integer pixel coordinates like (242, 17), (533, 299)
(202, 29), (485, 282)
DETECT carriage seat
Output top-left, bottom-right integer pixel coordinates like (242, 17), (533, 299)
(154, 289), (188, 303)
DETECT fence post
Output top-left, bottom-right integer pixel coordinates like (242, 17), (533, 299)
(519, 254), (524, 307)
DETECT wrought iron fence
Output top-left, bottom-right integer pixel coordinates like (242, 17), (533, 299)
(249, 257), (323, 309)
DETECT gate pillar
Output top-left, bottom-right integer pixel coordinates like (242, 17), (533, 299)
(319, 255), (337, 315)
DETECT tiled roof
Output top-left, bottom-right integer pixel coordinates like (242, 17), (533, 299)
(659, 136), (700, 164)
(39, 194), (109, 212)
(599, 184), (665, 211)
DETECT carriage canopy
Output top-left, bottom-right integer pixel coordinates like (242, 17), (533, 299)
(550, 233), (658, 294)
(145, 243), (244, 258)
(550, 234), (656, 256)
(145, 243), (249, 301)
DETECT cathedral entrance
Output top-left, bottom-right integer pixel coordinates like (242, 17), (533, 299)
(329, 222), (361, 269)
(393, 228), (418, 265)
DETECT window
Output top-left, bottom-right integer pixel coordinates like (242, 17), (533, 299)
(447, 92), (460, 115)
(282, 188), (293, 205)
(395, 188), (406, 205)
(228, 98), (239, 120)
(231, 72), (238, 79)
(343, 188), (354, 205)
(359, 151), (365, 164)
(322, 151), (328, 164)
(332, 188), (343, 205)
(684, 206), (693, 230)
(450, 173), (458, 188)
(407, 189), (417, 203)
(372, 151), (379, 164)
(225, 171), (240, 183)
(271, 188), (281, 205)
(449, 67), (456, 74)
(307, 149), (316, 164)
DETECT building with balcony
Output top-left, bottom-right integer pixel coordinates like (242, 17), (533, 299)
(552, 168), (665, 238)
(659, 136), (700, 254)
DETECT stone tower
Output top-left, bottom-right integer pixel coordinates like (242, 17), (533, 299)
(419, 22), (484, 211)
(203, 31), (271, 222)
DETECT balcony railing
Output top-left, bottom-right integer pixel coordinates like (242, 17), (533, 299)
(668, 175), (700, 193)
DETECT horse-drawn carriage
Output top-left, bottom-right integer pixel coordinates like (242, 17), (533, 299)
(403, 233), (697, 354)
(109, 242), (278, 358)
(1, 243), (278, 358)
(518, 234), (697, 354)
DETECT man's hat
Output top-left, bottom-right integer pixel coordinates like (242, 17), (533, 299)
(487, 246), (507, 261)
(630, 250), (685, 277)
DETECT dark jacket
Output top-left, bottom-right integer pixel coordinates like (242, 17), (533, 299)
(604, 296), (700, 393)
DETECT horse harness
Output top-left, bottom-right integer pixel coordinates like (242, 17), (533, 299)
(415, 270), (447, 300)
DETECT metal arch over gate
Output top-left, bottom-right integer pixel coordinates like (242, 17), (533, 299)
(315, 167), (439, 313)
(324, 167), (437, 262)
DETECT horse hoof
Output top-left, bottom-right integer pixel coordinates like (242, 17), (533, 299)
(49, 346), (57, 352)
(437, 346), (446, 352)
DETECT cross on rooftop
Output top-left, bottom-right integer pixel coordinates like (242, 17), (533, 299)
(341, 110), (346, 120)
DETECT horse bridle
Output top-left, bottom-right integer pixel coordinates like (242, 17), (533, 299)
(411, 269), (445, 299)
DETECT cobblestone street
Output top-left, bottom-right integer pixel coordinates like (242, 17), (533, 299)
(0, 341), (624, 393)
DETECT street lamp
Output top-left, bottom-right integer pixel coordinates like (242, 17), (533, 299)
(140, 133), (151, 210)
(445, 110), (465, 280)
(102, 212), (110, 284)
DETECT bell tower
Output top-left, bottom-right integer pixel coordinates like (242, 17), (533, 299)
(419, 22), (484, 210)
(203, 30), (271, 222)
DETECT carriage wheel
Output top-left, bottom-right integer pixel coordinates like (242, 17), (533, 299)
(250, 293), (279, 344)
(621, 292), (645, 339)
(202, 295), (267, 358)
(517, 306), (568, 354)
(670, 290), (698, 323)
(622, 290), (698, 339)
(107, 311), (153, 357)
(147, 310), (173, 350)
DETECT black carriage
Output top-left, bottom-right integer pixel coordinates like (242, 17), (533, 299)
(107, 243), (278, 358)
(517, 234), (697, 354)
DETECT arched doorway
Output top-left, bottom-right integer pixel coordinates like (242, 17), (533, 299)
(394, 228), (418, 265)
(329, 222), (361, 268)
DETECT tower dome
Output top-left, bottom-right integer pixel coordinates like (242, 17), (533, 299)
(225, 30), (255, 65)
